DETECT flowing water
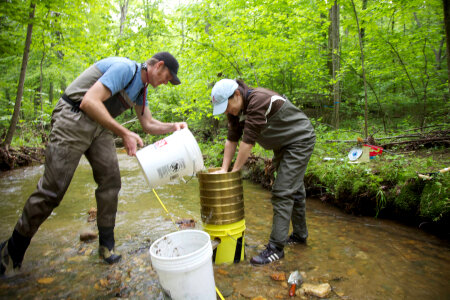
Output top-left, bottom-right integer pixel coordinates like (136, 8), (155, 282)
(0, 152), (449, 299)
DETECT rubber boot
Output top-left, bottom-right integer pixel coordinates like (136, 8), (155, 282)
(1, 230), (31, 276)
(98, 226), (121, 264)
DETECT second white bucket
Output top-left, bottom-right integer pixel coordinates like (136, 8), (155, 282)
(149, 230), (216, 300)
(136, 128), (204, 188)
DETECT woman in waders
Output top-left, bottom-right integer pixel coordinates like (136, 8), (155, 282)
(210, 79), (315, 265)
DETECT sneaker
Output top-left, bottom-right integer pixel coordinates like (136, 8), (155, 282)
(250, 244), (284, 265)
(99, 246), (122, 264)
(286, 234), (307, 245)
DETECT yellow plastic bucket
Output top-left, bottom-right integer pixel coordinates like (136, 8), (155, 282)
(203, 219), (245, 264)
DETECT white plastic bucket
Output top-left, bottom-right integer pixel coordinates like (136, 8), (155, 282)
(136, 128), (204, 188)
(149, 230), (216, 300)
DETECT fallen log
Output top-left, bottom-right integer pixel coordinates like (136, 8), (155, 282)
(380, 136), (449, 147)
(325, 133), (422, 143)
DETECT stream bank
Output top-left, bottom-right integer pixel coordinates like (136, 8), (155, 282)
(0, 146), (45, 171)
(241, 150), (449, 239)
(2, 141), (448, 239)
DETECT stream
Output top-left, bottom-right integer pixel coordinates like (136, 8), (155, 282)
(0, 151), (449, 299)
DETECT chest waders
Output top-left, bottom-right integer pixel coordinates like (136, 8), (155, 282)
(61, 63), (138, 117)
(8, 64), (140, 267)
(253, 97), (316, 250)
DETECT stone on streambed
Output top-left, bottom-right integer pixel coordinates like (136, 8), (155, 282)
(297, 283), (331, 298)
(87, 207), (97, 222)
(270, 272), (286, 281)
(218, 286), (234, 297)
(80, 229), (98, 242)
(175, 218), (196, 229)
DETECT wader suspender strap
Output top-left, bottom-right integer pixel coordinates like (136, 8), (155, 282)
(123, 64), (139, 91)
(265, 95), (286, 122)
(62, 63), (139, 113)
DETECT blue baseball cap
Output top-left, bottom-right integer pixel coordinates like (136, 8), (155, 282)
(211, 79), (238, 115)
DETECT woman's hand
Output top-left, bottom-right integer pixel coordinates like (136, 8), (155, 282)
(211, 168), (227, 174)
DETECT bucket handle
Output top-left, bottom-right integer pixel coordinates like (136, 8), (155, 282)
(226, 231), (238, 242)
(180, 159), (200, 184)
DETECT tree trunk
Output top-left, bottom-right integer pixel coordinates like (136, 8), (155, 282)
(38, 38), (46, 117)
(360, 0), (368, 43)
(2, 2), (36, 148)
(330, 1), (341, 129)
(421, 39), (430, 129)
(350, 0), (369, 138)
(49, 82), (53, 104)
(115, 0), (129, 55)
(324, 11), (333, 125)
(443, 0), (450, 92)
(119, 0), (129, 36)
(391, 9), (396, 94)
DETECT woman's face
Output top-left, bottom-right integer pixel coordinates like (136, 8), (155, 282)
(225, 91), (243, 116)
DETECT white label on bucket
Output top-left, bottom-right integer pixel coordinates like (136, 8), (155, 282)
(157, 159), (186, 179)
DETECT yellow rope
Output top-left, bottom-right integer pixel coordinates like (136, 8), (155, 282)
(152, 188), (225, 300)
(152, 188), (178, 230)
(216, 286), (225, 300)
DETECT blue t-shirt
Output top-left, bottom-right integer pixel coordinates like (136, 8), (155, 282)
(95, 57), (147, 106)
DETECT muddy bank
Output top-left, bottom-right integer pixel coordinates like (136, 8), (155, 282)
(0, 146), (45, 171)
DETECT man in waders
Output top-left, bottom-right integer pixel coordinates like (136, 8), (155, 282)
(0, 52), (187, 275)
(210, 79), (315, 265)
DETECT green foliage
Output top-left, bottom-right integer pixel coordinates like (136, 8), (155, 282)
(420, 175), (449, 222)
(375, 189), (387, 218)
(0, 0), (447, 226)
(198, 138), (225, 168)
(394, 179), (425, 215)
(1, 0), (448, 147)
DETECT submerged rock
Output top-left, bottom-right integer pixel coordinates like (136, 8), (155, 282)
(298, 283), (331, 298)
(176, 218), (196, 229)
(270, 272), (286, 281)
(80, 230), (98, 241)
(37, 277), (55, 284)
(88, 207), (97, 222)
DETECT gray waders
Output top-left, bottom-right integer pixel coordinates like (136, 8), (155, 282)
(16, 99), (121, 237)
(255, 96), (315, 250)
(4, 64), (136, 271)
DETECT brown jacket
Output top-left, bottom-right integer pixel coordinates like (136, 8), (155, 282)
(227, 88), (285, 144)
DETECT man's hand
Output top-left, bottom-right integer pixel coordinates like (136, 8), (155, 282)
(122, 130), (143, 156)
(173, 122), (188, 131)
